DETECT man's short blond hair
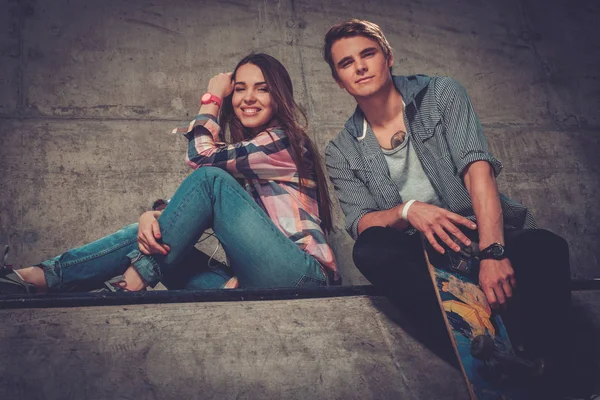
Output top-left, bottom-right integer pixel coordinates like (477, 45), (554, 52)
(323, 19), (394, 80)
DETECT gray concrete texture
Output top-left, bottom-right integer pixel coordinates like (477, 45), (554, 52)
(1, 0), (599, 284)
(0, 296), (473, 399)
(0, 292), (599, 399)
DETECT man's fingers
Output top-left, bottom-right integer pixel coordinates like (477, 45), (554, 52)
(501, 280), (513, 299)
(447, 213), (477, 230)
(483, 287), (498, 310)
(494, 286), (508, 311)
(441, 221), (472, 247)
(425, 231), (445, 254)
(432, 225), (460, 252)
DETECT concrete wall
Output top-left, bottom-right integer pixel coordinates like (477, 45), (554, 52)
(1, 0), (599, 284)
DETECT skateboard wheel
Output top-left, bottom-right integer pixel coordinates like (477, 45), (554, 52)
(470, 335), (495, 360)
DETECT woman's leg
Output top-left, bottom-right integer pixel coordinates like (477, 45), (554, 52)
(142, 167), (326, 288)
(37, 223), (141, 292)
(160, 248), (233, 290)
(24, 166), (323, 292)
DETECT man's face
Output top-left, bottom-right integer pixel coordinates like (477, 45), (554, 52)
(330, 35), (393, 98)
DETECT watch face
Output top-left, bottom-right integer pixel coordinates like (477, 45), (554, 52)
(201, 93), (211, 103)
(491, 244), (505, 258)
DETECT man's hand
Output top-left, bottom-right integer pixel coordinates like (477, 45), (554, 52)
(405, 201), (477, 254)
(137, 211), (170, 256)
(207, 72), (235, 100)
(478, 258), (517, 310)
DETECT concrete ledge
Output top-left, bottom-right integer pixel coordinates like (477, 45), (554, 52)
(0, 295), (469, 400)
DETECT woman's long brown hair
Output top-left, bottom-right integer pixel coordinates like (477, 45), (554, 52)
(219, 53), (333, 232)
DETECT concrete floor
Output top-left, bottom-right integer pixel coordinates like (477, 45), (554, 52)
(0, 296), (469, 400)
(0, 291), (598, 399)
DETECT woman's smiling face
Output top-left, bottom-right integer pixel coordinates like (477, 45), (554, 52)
(232, 63), (274, 134)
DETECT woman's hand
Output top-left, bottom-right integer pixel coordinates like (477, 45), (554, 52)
(207, 72), (234, 100)
(405, 201), (477, 254)
(137, 211), (170, 255)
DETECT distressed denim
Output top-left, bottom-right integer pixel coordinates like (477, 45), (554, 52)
(40, 167), (327, 291)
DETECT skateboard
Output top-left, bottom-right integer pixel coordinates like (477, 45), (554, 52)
(422, 236), (542, 400)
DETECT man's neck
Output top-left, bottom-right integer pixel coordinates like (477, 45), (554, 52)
(355, 78), (404, 129)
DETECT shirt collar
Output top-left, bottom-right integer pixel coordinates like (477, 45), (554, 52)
(344, 74), (431, 138)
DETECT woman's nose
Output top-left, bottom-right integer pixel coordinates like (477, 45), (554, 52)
(243, 89), (256, 103)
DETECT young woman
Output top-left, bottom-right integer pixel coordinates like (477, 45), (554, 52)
(0, 53), (338, 294)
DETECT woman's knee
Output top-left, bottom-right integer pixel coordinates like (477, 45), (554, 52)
(189, 166), (230, 182)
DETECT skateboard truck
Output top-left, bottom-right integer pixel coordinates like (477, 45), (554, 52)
(470, 335), (545, 378)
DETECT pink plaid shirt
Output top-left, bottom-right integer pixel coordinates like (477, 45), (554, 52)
(172, 114), (338, 281)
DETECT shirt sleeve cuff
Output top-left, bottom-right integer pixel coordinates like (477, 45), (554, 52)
(457, 150), (503, 177)
(171, 113), (222, 142)
(349, 209), (374, 240)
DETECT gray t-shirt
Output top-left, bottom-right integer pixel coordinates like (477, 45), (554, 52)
(376, 125), (443, 207)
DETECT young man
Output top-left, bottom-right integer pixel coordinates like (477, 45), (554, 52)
(323, 18), (572, 393)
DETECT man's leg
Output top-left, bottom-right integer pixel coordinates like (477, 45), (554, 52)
(504, 228), (574, 398)
(505, 229), (571, 359)
(353, 226), (459, 367)
(353, 226), (438, 302)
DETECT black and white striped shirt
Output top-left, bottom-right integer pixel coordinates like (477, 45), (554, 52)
(325, 75), (536, 240)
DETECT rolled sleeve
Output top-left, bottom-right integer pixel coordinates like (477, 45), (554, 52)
(325, 141), (378, 240)
(436, 77), (503, 177)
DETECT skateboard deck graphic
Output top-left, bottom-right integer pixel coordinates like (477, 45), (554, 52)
(422, 239), (531, 400)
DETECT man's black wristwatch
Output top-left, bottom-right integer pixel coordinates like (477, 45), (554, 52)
(478, 242), (507, 260)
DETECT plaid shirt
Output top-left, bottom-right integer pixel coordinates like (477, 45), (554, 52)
(172, 114), (338, 280)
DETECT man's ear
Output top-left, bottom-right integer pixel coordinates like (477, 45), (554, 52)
(387, 53), (394, 69)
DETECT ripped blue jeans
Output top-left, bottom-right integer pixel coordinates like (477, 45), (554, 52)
(39, 167), (328, 291)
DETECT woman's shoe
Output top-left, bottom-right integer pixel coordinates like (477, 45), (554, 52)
(91, 275), (146, 293)
(0, 267), (37, 294)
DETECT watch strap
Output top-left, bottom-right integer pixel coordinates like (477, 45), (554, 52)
(200, 93), (222, 107)
(479, 242), (507, 260)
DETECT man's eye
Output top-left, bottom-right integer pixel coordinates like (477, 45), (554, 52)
(341, 62), (352, 68)
(364, 52), (375, 58)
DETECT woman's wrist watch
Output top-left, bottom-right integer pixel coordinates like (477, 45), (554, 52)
(200, 92), (222, 107)
(478, 242), (507, 260)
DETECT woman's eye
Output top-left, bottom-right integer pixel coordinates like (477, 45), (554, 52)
(258, 87), (269, 92)
(234, 87), (244, 92)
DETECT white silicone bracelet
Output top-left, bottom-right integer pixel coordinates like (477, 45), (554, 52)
(401, 200), (416, 221)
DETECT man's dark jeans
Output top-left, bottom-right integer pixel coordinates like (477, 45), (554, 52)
(352, 226), (571, 364)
